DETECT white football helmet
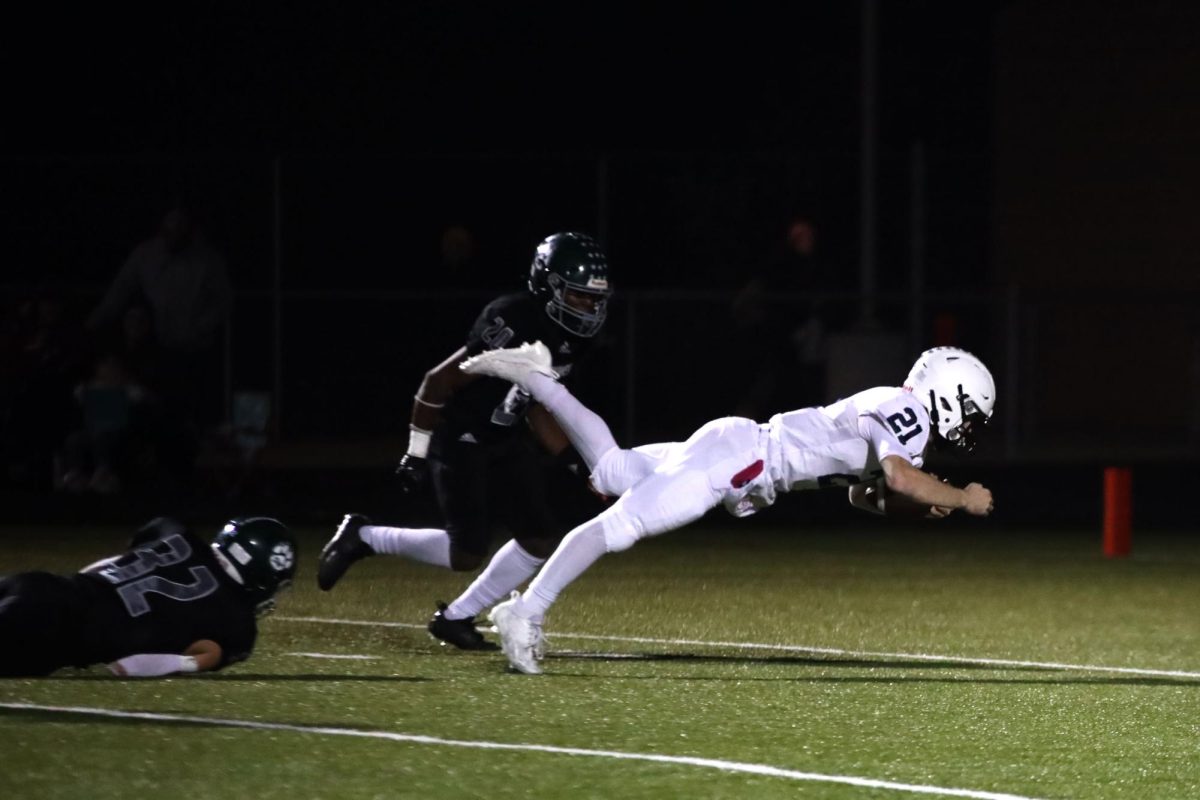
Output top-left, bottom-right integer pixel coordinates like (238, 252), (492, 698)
(904, 347), (995, 452)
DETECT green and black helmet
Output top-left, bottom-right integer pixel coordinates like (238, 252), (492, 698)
(212, 517), (297, 616)
(527, 232), (612, 338)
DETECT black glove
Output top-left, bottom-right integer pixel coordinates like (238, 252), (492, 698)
(394, 453), (429, 494)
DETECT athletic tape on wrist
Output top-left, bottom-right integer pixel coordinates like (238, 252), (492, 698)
(407, 426), (432, 458)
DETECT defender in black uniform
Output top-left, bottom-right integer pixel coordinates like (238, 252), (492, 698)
(317, 232), (612, 649)
(0, 516), (296, 677)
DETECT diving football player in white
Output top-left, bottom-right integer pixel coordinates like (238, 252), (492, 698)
(460, 343), (996, 674)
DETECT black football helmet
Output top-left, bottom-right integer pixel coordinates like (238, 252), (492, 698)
(212, 517), (297, 616)
(528, 232), (612, 338)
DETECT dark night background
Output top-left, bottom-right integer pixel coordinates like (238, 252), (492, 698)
(2, 1), (1199, 529)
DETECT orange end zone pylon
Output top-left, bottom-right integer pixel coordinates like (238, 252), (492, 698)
(1103, 467), (1132, 558)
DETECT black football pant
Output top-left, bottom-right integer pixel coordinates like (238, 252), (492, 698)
(0, 572), (88, 676)
(430, 435), (559, 562)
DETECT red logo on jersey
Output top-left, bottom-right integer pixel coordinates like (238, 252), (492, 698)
(730, 460), (764, 489)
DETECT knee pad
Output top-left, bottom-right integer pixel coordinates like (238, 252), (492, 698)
(600, 509), (643, 553)
(590, 447), (656, 498)
(588, 447), (623, 497)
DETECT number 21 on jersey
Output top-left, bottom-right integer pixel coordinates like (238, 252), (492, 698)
(886, 407), (923, 445)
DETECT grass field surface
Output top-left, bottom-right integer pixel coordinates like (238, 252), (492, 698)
(1, 521), (1197, 799)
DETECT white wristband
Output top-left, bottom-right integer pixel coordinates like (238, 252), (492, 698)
(109, 653), (199, 677)
(407, 426), (432, 458)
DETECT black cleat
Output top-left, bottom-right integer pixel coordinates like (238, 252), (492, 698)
(428, 602), (500, 651)
(317, 514), (373, 591)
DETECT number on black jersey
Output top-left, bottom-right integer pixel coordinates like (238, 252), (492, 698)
(94, 534), (221, 618)
(481, 316), (514, 348)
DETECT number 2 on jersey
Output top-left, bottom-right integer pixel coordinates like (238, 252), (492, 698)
(481, 316), (514, 348)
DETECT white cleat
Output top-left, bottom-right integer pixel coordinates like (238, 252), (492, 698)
(488, 591), (544, 675)
(459, 341), (559, 388)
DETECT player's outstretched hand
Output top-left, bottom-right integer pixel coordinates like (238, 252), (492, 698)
(395, 454), (429, 494)
(962, 483), (994, 516)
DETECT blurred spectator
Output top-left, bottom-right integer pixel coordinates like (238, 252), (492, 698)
(88, 206), (232, 354)
(86, 204), (233, 489)
(730, 216), (838, 418)
(204, 389), (273, 501)
(3, 292), (87, 488)
(434, 222), (501, 289)
(57, 352), (148, 494)
(113, 303), (163, 390)
(56, 304), (163, 494)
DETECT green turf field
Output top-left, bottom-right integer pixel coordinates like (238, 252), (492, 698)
(2, 522), (1197, 799)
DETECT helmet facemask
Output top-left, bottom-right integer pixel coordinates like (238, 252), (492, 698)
(527, 232), (611, 338)
(927, 384), (989, 453)
(545, 274), (610, 338)
(253, 578), (292, 618)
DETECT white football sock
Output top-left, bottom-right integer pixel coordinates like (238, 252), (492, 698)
(524, 372), (618, 470)
(359, 525), (452, 568)
(518, 517), (610, 623)
(444, 539), (545, 620)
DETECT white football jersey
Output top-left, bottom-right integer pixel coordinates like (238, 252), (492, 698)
(765, 386), (930, 493)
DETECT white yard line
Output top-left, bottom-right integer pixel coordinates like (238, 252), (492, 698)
(0, 702), (1047, 800)
(284, 652), (380, 660)
(276, 615), (1200, 680)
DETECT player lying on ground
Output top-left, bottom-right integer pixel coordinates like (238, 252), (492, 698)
(459, 344), (996, 674)
(0, 516), (296, 677)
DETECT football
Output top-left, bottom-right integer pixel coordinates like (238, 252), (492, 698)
(875, 484), (939, 519)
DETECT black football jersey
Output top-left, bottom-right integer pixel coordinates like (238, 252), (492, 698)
(72, 526), (257, 669)
(436, 292), (594, 446)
